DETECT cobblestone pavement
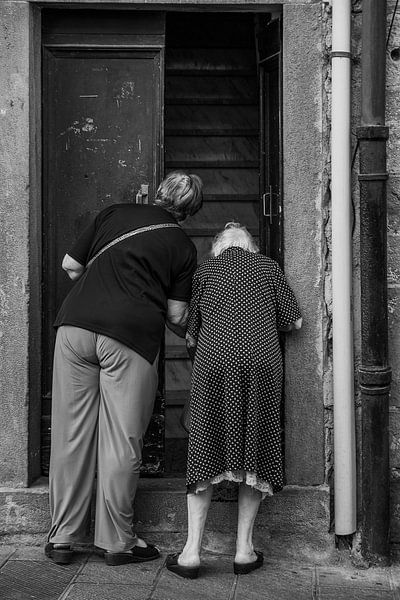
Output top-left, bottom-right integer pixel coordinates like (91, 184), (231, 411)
(1, 546), (400, 600)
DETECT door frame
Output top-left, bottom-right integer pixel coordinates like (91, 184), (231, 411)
(37, 4), (285, 479)
(28, 2), (325, 491)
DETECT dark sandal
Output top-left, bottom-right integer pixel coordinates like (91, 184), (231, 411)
(105, 543), (160, 566)
(45, 542), (74, 565)
(166, 553), (199, 579)
(233, 550), (264, 575)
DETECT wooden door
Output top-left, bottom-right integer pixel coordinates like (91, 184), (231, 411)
(163, 13), (260, 474)
(256, 13), (286, 466)
(257, 15), (283, 264)
(41, 11), (165, 475)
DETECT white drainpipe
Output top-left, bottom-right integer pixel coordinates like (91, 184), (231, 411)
(331, 0), (357, 535)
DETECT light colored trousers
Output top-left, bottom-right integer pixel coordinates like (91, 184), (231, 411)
(48, 326), (158, 552)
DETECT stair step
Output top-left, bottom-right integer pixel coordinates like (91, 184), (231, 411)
(0, 480), (333, 561)
(203, 194), (258, 202)
(133, 480), (334, 560)
(184, 227), (258, 237)
(165, 160), (258, 169)
(165, 345), (188, 359)
(166, 98), (257, 106)
(165, 128), (259, 137)
(166, 68), (256, 77)
(165, 390), (189, 406)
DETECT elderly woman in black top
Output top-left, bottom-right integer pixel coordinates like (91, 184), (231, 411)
(46, 172), (203, 566)
(167, 222), (302, 579)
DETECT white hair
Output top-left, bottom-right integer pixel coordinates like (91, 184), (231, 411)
(211, 222), (259, 257)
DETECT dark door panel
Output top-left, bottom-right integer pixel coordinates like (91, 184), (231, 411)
(257, 15), (283, 264)
(42, 14), (165, 476)
(43, 49), (162, 321)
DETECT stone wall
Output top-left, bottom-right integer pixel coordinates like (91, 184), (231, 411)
(0, 1), (35, 488)
(386, 0), (400, 555)
(347, 0), (400, 552)
(323, 0), (400, 552)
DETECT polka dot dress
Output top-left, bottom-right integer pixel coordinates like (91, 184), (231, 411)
(186, 247), (302, 495)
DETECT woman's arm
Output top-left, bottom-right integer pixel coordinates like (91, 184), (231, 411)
(279, 317), (303, 332)
(185, 333), (197, 363)
(62, 254), (85, 281)
(166, 299), (189, 338)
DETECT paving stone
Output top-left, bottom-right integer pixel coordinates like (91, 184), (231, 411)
(1, 550), (398, 600)
(235, 561), (313, 600)
(9, 546), (47, 561)
(0, 559), (79, 600)
(317, 567), (393, 600)
(77, 557), (162, 584)
(152, 555), (234, 600)
(64, 583), (151, 600)
(0, 547), (15, 567)
(388, 564), (400, 590)
(11, 544), (92, 564)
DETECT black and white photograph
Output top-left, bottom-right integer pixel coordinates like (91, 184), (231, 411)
(0, 1), (400, 598)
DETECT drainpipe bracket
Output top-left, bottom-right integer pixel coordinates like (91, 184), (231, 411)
(360, 385), (391, 396)
(356, 126), (389, 141)
(358, 172), (389, 181)
(331, 51), (352, 60)
(359, 366), (392, 389)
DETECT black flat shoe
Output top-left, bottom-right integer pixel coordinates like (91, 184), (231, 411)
(45, 542), (74, 565)
(233, 550), (264, 575)
(104, 543), (160, 566)
(166, 553), (199, 579)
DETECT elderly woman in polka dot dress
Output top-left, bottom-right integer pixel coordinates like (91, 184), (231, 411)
(166, 222), (302, 580)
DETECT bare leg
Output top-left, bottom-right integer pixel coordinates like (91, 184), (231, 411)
(235, 483), (262, 564)
(178, 485), (213, 567)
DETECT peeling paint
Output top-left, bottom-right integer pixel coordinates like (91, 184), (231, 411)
(59, 117), (97, 137)
(115, 81), (135, 108)
(120, 81), (135, 99)
(59, 121), (81, 137)
(81, 118), (96, 133)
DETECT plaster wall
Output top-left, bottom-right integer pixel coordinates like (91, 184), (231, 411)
(283, 2), (327, 486)
(0, 1), (32, 487)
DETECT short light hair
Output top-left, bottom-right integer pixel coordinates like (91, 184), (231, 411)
(154, 172), (203, 221)
(211, 222), (259, 257)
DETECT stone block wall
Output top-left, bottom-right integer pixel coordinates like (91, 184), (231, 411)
(0, 1), (32, 488)
(387, 0), (400, 554)
(349, 0), (400, 551)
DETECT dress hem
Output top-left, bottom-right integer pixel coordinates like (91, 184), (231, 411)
(188, 470), (274, 500)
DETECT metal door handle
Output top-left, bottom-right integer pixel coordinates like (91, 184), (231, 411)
(263, 185), (274, 223)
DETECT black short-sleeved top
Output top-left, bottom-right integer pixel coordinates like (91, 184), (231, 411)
(54, 203), (197, 363)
